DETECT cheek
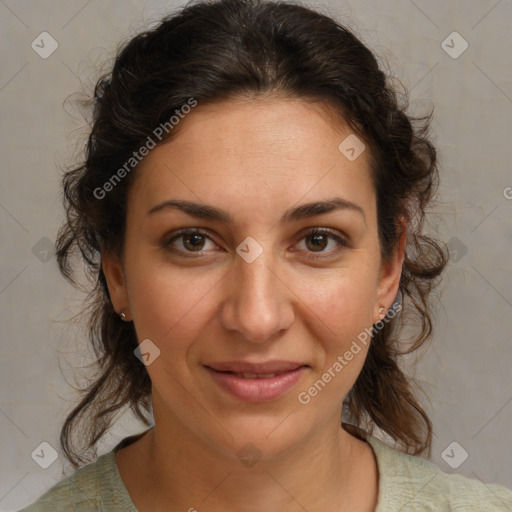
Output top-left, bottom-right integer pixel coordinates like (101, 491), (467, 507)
(126, 260), (223, 349)
(126, 247), (379, 359)
(293, 266), (377, 346)
(294, 273), (376, 407)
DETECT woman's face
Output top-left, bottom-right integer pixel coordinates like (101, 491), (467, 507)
(104, 96), (404, 459)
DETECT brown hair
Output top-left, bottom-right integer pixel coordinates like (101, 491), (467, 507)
(56, 0), (449, 468)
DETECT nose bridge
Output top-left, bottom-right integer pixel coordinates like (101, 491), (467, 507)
(221, 245), (293, 343)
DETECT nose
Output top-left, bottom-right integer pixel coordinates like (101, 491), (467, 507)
(219, 251), (295, 344)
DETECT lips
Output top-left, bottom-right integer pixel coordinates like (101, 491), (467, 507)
(230, 372), (283, 379)
(204, 361), (308, 402)
(205, 360), (306, 374)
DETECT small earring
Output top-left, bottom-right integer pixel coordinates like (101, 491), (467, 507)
(378, 306), (386, 319)
(119, 312), (127, 321)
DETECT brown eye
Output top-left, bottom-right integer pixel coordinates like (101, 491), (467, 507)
(164, 228), (218, 256)
(163, 227), (348, 259)
(295, 228), (349, 258)
(305, 233), (329, 252)
(182, 233), (206, 251)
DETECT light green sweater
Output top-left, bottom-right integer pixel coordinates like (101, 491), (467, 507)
(18, 428), (512, 511)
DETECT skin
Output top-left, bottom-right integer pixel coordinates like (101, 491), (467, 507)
(103, 96), (406, 512)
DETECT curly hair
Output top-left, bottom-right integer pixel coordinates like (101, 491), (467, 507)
(56, 0), (449, 468)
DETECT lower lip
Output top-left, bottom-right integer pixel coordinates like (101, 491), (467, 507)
(205, 366), (308, 402)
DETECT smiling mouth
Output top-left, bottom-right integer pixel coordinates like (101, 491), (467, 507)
(215, 370), (291, 379)
(203, 364), (309, 402)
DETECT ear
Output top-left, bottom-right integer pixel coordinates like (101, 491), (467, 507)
(101, 251), (131, 320)
(373, 217), (406, 323)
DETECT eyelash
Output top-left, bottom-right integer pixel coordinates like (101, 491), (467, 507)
(162, 227), (350, 259)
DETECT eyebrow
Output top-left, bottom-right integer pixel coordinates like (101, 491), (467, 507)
(148, 197), (366, 226)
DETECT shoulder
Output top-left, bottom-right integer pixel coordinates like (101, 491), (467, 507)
(365, 433), (512, 511)
(17, 445), (137, 512)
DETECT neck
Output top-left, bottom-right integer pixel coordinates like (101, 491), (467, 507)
(126, 412), (377, 511)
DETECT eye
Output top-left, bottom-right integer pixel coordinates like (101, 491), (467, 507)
(294, 227), (349, 258)
(164, 228), (219, 256)
(162, 227), (349, 258)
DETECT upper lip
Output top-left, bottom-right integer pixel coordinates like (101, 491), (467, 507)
(204, 361), (307, 373)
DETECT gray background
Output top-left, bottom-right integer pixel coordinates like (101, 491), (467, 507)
(1, 0), (511, 510)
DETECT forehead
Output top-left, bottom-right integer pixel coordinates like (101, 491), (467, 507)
(129, 97), (375, 226)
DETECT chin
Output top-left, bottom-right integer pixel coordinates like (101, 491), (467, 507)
(201, 412), (312, 463)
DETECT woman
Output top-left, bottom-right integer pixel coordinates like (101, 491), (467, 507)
(19, 0), (512, 510)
